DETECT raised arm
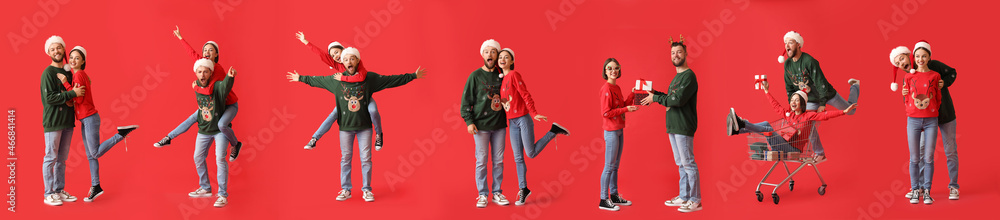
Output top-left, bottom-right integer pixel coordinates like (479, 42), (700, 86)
(370, 66), (424, 92)
(218, 67), (237, 99)
(174, 26), (202, 61)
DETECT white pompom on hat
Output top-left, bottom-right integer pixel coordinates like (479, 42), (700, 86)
(193, 58), (215, 72)
(328, 41), (343, 51)
(778, 49), (788, 63)
(44, 35), (65, 55)
(480, 39), (501, 55)
(340, 47), (360, 63)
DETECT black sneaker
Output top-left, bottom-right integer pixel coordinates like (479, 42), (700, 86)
(153, 137), (171, 148)
(228, 142), (242, 162)
(550, 123), (571, 136)
(610, 193), (632, 206)
(514, 188), (531, 206)
(304, 138), (318, 150)
(599, 199), (620, 211)
(726, 108), (738, 136)
(374, 133), (384, 151)
(117, 125), (139, 137)
(83, 184), (103, 202)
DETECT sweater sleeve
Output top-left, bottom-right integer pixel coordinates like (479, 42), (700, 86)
(653, 74), (697, 107)
(933, 73), (942, 107)
(218, 75), (235, 99)
(929, 60), (956, 88)
(511, 72), (539, 115)
(307, 42), (339, 68)
(299, 75), (339, 91)
(460, 73), (478, 126)
(72, 71), (88, 102)
(41, 71), (77, 105)
(803, 110), (846, 122)
(809, 60), (833, 104)
(370, 72), (416, 92)
(180, 38), (202, 61)
(601, 86), (628, 119)
(339, 61), (369, 83)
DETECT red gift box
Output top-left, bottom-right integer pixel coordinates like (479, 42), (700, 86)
(633, 79), (652, 105)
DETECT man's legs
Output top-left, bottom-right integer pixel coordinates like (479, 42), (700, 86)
(193, 133), (213, 193)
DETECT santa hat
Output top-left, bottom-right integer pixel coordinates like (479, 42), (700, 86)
(44, 35), (65, 55)
(501, 48), (515, 59)
(913, 40), (931, 56)
(480, 39), (501, 55)
(778, 31), (803, 63)
(71, 46), (88, 58)
(193, 58), (215, 72)
(794, 89), (809, 103)
(888, 46), (911, 91)
(340, 47), (360, 63)
(778, 49), (788, 63)
(204, 41), (219, 52)
(328, 41), (344, 51)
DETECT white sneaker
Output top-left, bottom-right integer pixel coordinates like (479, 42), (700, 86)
(44, 194), (63, 206)
(476, 195), (488, 208)
(908, 190), (920, 204)
(336, 189), (351, 201)
(214, 196), (227, 208)
(678, 201), (703, 213)
(58, 190), (77, 202)
(923, 191), (934, 205)
(492, 192), (509, 205)
(904, 189), (917, 199)
(188, 188), (212, 198)
(362, 190), (375, 202)
(664, 196), (687, 207)
(949, 187), (960, 200)
(848, 78), (860, 86)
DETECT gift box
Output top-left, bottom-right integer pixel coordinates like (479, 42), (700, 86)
(786, 152), (801, 160)
(633, 79), (652, 105)
(765, 151), (783, 161)
(754, 75), (768, 90)
(749, 142), (768, 160)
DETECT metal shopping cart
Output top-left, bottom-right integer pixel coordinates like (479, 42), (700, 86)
(746, 119), (827, 204)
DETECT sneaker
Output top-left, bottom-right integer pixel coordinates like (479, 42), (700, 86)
(476, 195), (488, 208)
(908, 189), (920, 204)
(116, 125), (139, 137)
(228, 141), (242, 162)
(726, 108), (738, 136)
(154, 136), (171, 148)
(664, 196), (687, 206)
(599, 199), (620, 211)
(848, 78), (860, 86)
(83, 185), (104, 202)
(678, 201), (703, 213)
(214, 196), (227, 208)
(188, 188), (212, 198)
(492, 192), (510, 205)
(514, 188), (531, 206)
(58, 190), (77, 202)
(304, 138), (318, 150)
(949, 187), (960, 200)
(923, 190), (934, 204)
(336, 189), (351, 201)
(610, 193), (631, 206)
(374, 133), (384, 151)
(363, 190), (374, 202)
(550, 123), (571, 136)
(44, 194), (63, 206)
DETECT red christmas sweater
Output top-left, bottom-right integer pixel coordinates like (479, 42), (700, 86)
(764, 91), (846, 150)
(903, 70), (942, 118)
(500, 70), (538, 119)
(600, 82), (635, 131)
(59, 69), (98, 119)
(182, 39), (239, 105)
(305, 42), (368, 82)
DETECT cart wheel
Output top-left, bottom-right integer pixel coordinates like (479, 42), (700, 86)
(789, 180), (795, 191)
(818, 185), (827, 195)
(771, 193), (780, 204)
(756, 191), (763, 202)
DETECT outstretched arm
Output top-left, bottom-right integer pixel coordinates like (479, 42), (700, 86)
(298, 31), (342, 69)
(175, 26), (202, 61)
(370, 66), (425, 92)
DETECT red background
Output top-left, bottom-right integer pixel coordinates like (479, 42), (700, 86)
(1, 0), (997, 219)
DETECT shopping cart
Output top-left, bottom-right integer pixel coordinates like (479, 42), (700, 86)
(746, 119), (827, 204)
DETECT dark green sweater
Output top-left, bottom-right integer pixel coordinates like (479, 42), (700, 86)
(460, 68), (507, 131)
(651, 69), (698, 136)
(784, 52), (837, 104)
(196, 76), (234, 135)
(40, 65), (77, 132)
(300, 71), (416, 131)
(929, 60), (956, 124)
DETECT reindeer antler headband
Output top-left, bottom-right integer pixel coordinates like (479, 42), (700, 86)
(668, 34), (686, 45)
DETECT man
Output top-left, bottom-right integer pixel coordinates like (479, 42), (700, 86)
(641, 36), (702, 213)
(286, 47), (426, 203)
(185, 59), (237, 208)
(890, 43), (960, 200)
(778, 31), (860, 161)
(39, 35), (85, 206)
(461, 39), (509, 208)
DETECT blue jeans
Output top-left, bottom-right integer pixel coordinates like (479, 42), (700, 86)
(169, 103), (240, 147)
(738, 121), (801, 152)
(474, 128), (505, 196)
(907, 117), (938, 190)
(42, 128), (73, 196)
(805, 83), (860, 156)
(509, 115), (557, 189)
(194, 132), (229, 197)
(917, 120), (959, 189)
(80, 114), (125, 186)
(600, 129), (623, 200)
(313, 100), (383, 139)
(669, 133), (701, 203)
(340, 129), (374, 191)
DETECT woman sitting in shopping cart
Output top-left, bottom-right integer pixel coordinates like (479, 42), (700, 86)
(725, 81), (857, 161)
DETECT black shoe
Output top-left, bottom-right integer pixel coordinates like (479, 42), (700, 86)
(117, 125), (139, 137)
(514, 188), (531, 205)
(154, 136), (171, 148)
(83, 184), (103, 202)
(228, 141), (242, 162)
(304, 138), (318, 150)
(599, 199), (620, 211)
(610, 193), (632, 206)
(374, 133), (384, 151)
(550, 123), (570, 136)
(726, 108), (744, 136)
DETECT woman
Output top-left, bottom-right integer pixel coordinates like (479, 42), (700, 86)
(497, 48), (570, 206)
(598, 58), (638, 211)
(902, 42), (942, 205)
(57, 46), (138, 202)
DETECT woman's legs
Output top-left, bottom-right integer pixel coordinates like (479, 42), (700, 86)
(920, 118), (938, 191)
(509, 117), (529, 189)
(312, 107), (340, 139)
(218, 103), (240, 146)
(166, 111), (198, 139)
(600, 130), (622, 199)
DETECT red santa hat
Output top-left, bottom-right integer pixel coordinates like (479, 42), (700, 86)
(328, 41), (344, 51)
(340, 47), (360, 63)
(193, 58), (214, 72)
(204, 41), (219, 52)
(778, 31), (803, 63)
(888, 46), (911, 91)
(480, 39), (501, 55)
(44, 35), (65, 55)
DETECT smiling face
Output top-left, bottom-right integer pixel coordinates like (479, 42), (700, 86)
(48, 43), (65, 63)
(482, 46), (498, 70)
(914, 48), (930, 70)
(893, 53), (911, 70)
(604, 61), (620, 81)
(790, 94), (803, 112)
(329, 48), (343, 63)
(203, 44), (218, 61)
(498, 50), (513, 70)
(195, 66), (213, 86)
(343, 55), (359, 74)
(671, 45), (687, 67)
(784, 39), (800, 58)
(68, 50), (85, 70)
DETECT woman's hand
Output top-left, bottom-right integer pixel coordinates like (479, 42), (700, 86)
(533, 114), (548, 121)
(286, 70), (301, 82)
(295, 31), (308, 45)
(762, 81), (770, 94)
(332, 73), (343, 81)
(626, 105), (639, 112)
(56, 73), (67, 84)
(843, 103), (858, 114)
(173, 25), (183, 40)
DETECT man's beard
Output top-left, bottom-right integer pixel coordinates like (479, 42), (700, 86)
(673, 58), (685, 67)
(51, 56), (63, 63)
(484, 59), (495, 70)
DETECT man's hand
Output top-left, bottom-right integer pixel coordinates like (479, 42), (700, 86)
(173, 25), (183, 40)
(295, 31), (309, 45)
(72, 83), (86, 97)
(640, 93), (655, 106)
(816, 106), (826, 113)
(286, 70), (301, 82)
(228, 66), (237, 77)
(467, 124), (478, 134)
(415, 66), (428, 79)
(901, 83), (909, 96)
(938, 79), (944, 89)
